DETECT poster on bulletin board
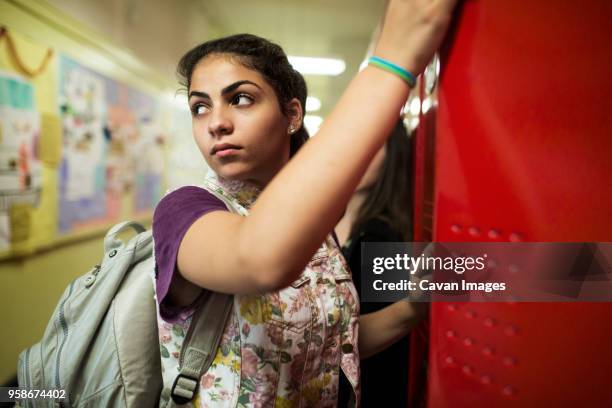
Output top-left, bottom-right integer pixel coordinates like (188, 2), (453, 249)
(57, 55), (165, 233)
(0, 71), (43, 250)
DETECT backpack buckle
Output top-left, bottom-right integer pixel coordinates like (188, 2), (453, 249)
(170, 373), (199, 404)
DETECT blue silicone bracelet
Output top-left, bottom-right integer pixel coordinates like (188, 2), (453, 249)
(368, 56), (417, 88)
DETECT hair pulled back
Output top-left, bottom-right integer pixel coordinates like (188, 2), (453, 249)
(177, 33), (309, 156)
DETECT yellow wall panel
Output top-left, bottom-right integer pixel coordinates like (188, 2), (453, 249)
(0, 0), (168, 383)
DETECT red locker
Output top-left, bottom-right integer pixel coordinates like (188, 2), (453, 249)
(412, 1), (612, 406)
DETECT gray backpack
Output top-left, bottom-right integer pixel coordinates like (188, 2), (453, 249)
(17, 219), (233, 407)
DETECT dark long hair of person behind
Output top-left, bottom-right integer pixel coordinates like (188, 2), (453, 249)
(351, 119), (413, 241)
(337, 118), (414, 407)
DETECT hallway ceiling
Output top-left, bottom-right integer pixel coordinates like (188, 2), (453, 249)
(198, 0), (386, 118)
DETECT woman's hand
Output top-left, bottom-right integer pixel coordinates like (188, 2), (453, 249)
(359, 300), (427, 359)
(375, 0), (458, 75)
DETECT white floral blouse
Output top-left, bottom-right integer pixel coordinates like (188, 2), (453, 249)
(154, 175), (361, 407)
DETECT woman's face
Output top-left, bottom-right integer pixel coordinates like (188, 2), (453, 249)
(188, 55), (293, 187)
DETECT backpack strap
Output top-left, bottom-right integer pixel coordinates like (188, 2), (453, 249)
(170, 292), (233, 404)
(167, 182), (239, 405)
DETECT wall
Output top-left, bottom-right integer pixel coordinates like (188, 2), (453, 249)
(0, 0), (213, 383)
(46, 0), (220, 81)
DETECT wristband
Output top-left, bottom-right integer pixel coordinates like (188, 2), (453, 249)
(368, 56), (417, 88)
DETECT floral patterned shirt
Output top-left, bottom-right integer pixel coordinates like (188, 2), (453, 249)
(153, 175), (361, 407)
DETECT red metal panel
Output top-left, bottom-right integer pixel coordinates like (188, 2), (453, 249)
(424, 0), (612, 406)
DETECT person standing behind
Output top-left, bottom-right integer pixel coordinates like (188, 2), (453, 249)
(336, 119), (417, 407)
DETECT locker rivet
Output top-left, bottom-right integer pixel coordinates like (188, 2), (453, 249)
(503, 356), (517, 367)
(462, 365), (474, 375)
(488, 229), (500, 239)
(480, 375), (492, 385)
(505, 325), (519, 336)
(508, 264), (520, 273)
(468, 227), (480, 237)
(484, 317), (496, 327)
(487, 259), (497, 269)
(446, 304), (457, 311)
(509, 233), (523, 242)
(445, 356), (456, 366)
(465, 310), (477, 319)
(463, 337), (474, 346)
(482, 346), (495, 356)
(445, 330), (457, 339)
(502, 385), (517, 397)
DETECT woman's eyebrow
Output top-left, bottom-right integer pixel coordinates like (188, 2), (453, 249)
(188, 90), (210, 100)
(188, 80), (262, 101)
(221, 80), (262, 95)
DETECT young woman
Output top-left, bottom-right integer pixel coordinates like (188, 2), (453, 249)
(153, 1), (457, 406)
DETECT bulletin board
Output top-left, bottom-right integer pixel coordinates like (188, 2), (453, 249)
(0, 70), (43, 252)
(0, 1), (175, 260)
(57, 55), (165, 233)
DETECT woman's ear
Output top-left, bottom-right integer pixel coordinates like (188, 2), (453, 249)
(285, 98), (303, 134)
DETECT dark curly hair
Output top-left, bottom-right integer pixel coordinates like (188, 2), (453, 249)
(177, 33), (309, 157)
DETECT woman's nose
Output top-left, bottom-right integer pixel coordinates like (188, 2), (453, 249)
(207, 107), (234, 137)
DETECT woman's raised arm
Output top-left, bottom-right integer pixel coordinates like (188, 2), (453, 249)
(177, 0), (457, 294)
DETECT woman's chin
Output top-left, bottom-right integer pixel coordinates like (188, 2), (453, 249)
(212, 164), (252, 181)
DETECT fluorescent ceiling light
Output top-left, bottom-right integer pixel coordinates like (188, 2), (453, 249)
(409, 97), (421, 116)
(409, 117), (420, 131)
(288, 56), (346, 76)
(306, 96), (321, 112)
(422, 97), (432, 114)
(304, 115), (323, 135)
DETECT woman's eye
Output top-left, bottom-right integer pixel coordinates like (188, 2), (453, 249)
(191, 104), (209, 116)
(232, 94), (253, 106)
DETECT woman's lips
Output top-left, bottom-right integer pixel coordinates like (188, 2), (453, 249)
(215, 148), (241, 158)
(211, 143), (242, 157)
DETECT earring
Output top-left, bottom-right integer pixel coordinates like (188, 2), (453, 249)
(288, 126), (295, 134)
